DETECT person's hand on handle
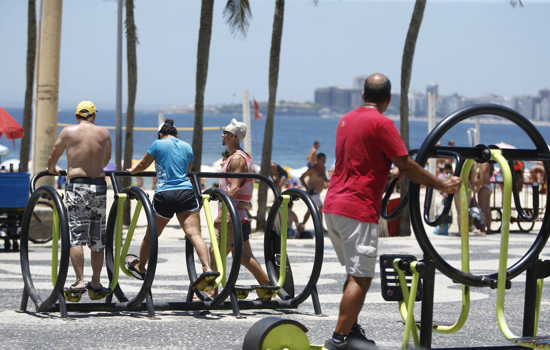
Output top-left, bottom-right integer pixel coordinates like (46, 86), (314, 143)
(440, 175), (462, 194)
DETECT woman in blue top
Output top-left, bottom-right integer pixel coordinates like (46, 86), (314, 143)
(126, 120), (218, 289)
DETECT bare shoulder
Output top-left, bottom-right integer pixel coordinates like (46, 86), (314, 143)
(94, 124), (110, 134)
(229, 153), (246, 172)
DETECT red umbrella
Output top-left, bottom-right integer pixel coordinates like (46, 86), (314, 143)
(0, 107), (24, 148)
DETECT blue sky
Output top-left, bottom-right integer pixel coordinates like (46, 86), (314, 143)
(1, 0), (550, 110)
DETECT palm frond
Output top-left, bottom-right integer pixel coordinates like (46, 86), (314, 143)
(223, 0), (252, 39)
(509, 0), (524, 8)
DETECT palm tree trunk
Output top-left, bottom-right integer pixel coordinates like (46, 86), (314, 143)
(123, 0), (138, 225)
(399, 0), (426, 236)
(192, 0), (214, 173)
(20, 0), (37, 173)
(256, 0), (285, 231)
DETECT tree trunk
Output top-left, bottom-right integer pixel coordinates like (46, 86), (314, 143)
(256, 0), (285, 231)
(123, 0), (138, 225)
(20, 0), (36, 173)
(33, 0), (62, 188)
(192, 0), (214, 173)
(399, 0), (426, 236)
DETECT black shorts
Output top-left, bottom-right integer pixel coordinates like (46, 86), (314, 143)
(277, 164), (288, 179)
(242, 222), (251, 242)
(153, 189), (199, 219)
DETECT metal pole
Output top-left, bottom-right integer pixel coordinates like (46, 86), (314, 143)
(428, 91), (436, 220)
(158, 112), (164, 127)
(30, 0), (44, 176)
(115, 0), (123, 171)
(242, 91), (252, 158)
(33, 0), (62, 188)
(475, 117), (481, 145)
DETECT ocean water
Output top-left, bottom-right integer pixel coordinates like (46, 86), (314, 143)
(2, 107), (549, 172)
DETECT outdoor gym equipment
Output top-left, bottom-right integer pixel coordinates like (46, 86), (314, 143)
(105, 170), (324, 318)
(188, 172), (325, 317)
(18, 170), (158, 318)
(18, 169), (325, 319)
(381, 104), (550, 349)
(105, 170), (243, 318)
(242, 104), (550, 349)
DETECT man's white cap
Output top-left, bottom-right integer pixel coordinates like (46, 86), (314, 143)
(225, 118), (248, 142)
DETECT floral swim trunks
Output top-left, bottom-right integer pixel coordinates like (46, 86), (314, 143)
(66, 177), (107, 252)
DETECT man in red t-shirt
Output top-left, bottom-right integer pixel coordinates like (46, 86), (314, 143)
(323, 73), (462, 350)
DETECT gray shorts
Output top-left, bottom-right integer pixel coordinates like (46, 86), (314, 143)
(324, 213), (378, 278)
(66, 178), (107, 252)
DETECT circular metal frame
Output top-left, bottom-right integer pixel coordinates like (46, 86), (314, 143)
(264, 188), (324, 305)
(28, 200), (55, 244)
(410, 104), (550, 287)
(105, 186), (158, 309)
(185, 187), (242, 306)
(20, 186), (70, 311)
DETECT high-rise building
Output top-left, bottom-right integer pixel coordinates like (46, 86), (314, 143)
(314, 86), (362, 109)
(353, 76), (368, 90)
(314, 88), (332, 108)
(540, 97), (550, 122)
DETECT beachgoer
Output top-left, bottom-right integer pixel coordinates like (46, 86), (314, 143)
(126, 119), (217, 288)
(270, 161), (288, 193)
(322, 74), (462, 350)
(475, 161), (494, 235)
(434, 141), (447, 175)
(306, 141), (320, 168)
(514, 160), (525, 190)
(56, 175), (66, 190)
(433, 163), (454, 235)
(47, 100), (112, 295)
(444, 139), (455, 170)
(208, 119), (270, 297)
(529, 162), (546, 189)
(300, 152), (329, 231)
(286, 201), (300, 239)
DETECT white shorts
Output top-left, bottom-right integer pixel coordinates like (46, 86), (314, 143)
(311, 193), (323, 207)
(324, 213), (378, 278)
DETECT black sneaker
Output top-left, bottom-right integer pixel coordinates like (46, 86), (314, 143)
(324, 338), (349, 350)
(347, 324), (376, 349)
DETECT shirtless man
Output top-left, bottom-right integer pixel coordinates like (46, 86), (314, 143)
(306, 141), (320, 168)
(476, 161), (494, 235)
(300, 152), (329, 230)
(270, 161), (288, 193)
(47, 100), (112, 294)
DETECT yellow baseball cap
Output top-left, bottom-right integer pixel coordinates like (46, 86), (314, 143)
(75, 100), (97, 117)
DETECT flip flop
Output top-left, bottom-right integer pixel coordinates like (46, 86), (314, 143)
(85, 282), (111, 294)
(190, 271), (220, 291)
(64, 282), (86, 294)
(125, 254), (146, 280)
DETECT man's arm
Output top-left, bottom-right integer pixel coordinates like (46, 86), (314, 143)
(299, 168), (312, 191)
(47, 130), (66, 175)
(103, 131), (112, 167)
(391, 155), (462, 194)
(227, 155), (247, 200)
